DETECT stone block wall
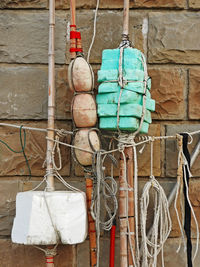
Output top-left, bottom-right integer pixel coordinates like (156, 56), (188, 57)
(0, 1), (200, 266)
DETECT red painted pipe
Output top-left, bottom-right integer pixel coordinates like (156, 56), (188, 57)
(109, 219), (116, 267)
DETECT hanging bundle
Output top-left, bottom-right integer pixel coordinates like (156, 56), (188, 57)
(68, 1), (99, 267)
(96, 47), (155, 133)
(11, 0), (88, 260)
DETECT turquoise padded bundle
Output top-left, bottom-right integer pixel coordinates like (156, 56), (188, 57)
(96, 47), (155, 134)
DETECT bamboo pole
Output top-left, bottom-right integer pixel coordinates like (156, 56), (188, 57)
(86, 177), (97, 267)
(46, 250), (55, 267)
(46, 1), (56, 266)
(70, 0), (76, 59)
(46, 0), (55, 192)
(123, 0), (129, 37)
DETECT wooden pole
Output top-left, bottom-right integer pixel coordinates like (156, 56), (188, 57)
(119, 1), (136, 266)
(86, 177), (97, 267)
(119, 154), (128, 267)
(126, 147), (135, 266)
(46, 0), (55, 192)
(70, 0), (76, 59)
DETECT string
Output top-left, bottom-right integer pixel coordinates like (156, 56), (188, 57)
(0, 125), (31, 179)
(87, 0), (100, 63)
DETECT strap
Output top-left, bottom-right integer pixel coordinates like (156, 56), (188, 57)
(181, 133), (192, 267)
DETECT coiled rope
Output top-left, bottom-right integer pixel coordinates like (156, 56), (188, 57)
(90, 150), (118, 267)
(140, 140), (172, 267)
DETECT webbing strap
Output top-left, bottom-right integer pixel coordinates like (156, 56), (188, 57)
(181, 133), (192, 267)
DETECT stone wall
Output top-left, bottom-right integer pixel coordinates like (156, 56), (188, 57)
(0, 1), (200, 266)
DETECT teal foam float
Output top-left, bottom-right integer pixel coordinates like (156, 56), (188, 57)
(97, 104), (152, 124)
(98, 79), (151, 94)
(101, 58), (143, 71)
(96, 90), (142, 105)
(97, 47), (155, 133)
(98, 69), (145, 83)
(102, 48), (142, 61)
(99, 117), (149, 134)
(96, 90), (155, 111)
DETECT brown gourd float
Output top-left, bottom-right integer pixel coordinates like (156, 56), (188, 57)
(68, 56), (94, 92)
(74, 129), (100, 166)
(72, 94), (97, 127)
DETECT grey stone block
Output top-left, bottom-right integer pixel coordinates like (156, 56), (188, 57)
(157, 238), (200, 267)
(0, 180), (19, 236)
(148, 13), (200, 64)
(0, 66), (48, 119)
(0, 11), (67, 64)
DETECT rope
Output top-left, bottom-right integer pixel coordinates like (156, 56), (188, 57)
(43, 189), (61, 243)
(87, 0), (100, 63)
(34, 243), (58, 257)
(90, 150), (118, 267)
(0, 122), (199, 155)
(140, 139), (172, 267)
(52, 135), (62, 171)
(0, 122), (73, 135)
(140, 178), (172, 267)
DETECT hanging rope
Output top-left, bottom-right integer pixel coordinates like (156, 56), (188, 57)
(90, 150), (118, 267)
(87, 0), (100, 62)
(174, 135), (186, 254)
(140, 139), (172, 267)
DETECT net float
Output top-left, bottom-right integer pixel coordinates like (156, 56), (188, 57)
(68, 56), (94, 92)
(72, 94), (97, 128)
(74, 129), (100, 166)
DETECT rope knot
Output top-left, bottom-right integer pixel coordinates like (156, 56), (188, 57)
(45, 248), (57, 257)
(118, 143), (125, 153)
(150, 175), (156, 187)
